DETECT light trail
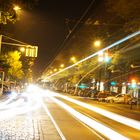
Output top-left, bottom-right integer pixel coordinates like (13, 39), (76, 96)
(46, 94), (129, 140)
(0, 92), (18, 106)
(0, 92), (42, 120)
(44, 30), (140, 80)
(0, 98), (24, 109)
(45, 90), (140, 130)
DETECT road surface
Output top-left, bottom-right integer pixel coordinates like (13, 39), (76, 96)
(0, 86), (140, 140)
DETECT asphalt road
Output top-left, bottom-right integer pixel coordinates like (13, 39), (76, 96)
(43, 97), (105, 140)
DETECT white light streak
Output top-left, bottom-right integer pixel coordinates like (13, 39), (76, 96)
(44, 30), (140, 80)
(48, 95), (129, 140)
(0, 89), (42, 120)
(45, 91), (140, 130)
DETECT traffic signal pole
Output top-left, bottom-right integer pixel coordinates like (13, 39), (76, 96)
(0, 35), (2, 54)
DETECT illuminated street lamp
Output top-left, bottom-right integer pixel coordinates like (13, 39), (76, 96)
(13, 6), (21, 11)
(20, 47), (25, 52)
(71, 56), (76, 63)
(94, 40), (101, 47)
(54, 68), (57, 72)
(60, 64), (64, 68)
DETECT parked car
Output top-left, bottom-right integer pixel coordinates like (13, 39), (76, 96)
(97, 91), (117, 102)
(105, 92), (119, 103)
(109, 94), (125, 103)
(109, 93), (137, 104)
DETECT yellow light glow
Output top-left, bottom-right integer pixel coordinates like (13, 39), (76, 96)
(138, 82), (140, 85)
(54, 68), (57, 72)
(71, 57), (75, 61)
(71, 56), (76, 63)
(44, 31), (140, 80)
(60, 64), (64, 68)
(131, 79), (136, 83)
(94, 40), (101, 47)
(20, 47), (25, 52)
(13, 6), (21, 11)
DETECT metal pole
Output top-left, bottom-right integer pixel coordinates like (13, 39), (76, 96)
(1, 71), (4, 95)
(0, 35), (2, 54)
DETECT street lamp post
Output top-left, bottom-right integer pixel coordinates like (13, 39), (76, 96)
(97, 51), (111, 91)
(0, 35), (2, 54)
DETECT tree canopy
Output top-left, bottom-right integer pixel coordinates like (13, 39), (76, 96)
(0, 0), (38, 24)
(106, 0), (140, 32)
(1, 51), (24, 80)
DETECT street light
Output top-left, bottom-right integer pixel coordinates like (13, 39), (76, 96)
(94, 40), (101, 47)
(20, 47), (25, 52)
(13, 6), (21, 11)
(60, 64), (64, 68)
(71, 56), (76, 63)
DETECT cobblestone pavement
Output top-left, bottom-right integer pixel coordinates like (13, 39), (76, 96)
(0, 106), (62, 140)
(0, 117), (40, 140)
(0, 92), (62, 140)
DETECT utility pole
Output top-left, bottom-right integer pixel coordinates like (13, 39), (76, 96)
(0, 35), (4, 95)
(0, 34), (2, 54)
(0, 71), (4, 95)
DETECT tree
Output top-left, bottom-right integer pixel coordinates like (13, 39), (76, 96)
(0, 0), (38, 25)
(2, 51), (24, 80)
(106, 0), (140, 32)
(22, 57), (34, 83)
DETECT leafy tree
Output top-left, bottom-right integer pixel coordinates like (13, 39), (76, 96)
(22, 57), (34, 83)
(2, 51), (24, 80)
(106, 0), (140, 32)
(0, 0), (38, 24)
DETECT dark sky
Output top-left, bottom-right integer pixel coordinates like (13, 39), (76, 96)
(2, 0), (93, 77)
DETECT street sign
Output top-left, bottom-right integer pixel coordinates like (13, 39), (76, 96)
(25, 45), (38, 57)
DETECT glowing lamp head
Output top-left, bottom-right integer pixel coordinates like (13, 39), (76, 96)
(60, 64), (64, 68)
(94, 40), (101, 47)
(13, 6), (21, 11)
(20, 47), (25, 52)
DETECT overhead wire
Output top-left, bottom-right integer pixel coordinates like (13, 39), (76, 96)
(41, 0), (96, 76)
(43, 30), (140, 80)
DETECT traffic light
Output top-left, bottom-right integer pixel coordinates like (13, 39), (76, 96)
(25, 45), (38, 57)
(131, 79), (137, 88)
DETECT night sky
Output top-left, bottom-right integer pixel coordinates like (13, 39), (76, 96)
(2, 0), (93, 77)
